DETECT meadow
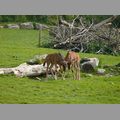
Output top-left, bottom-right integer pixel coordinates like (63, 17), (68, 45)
(0, 29), (120, 104)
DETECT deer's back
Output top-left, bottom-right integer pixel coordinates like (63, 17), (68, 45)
(45, 53), (64, 65)
(65, 51), (80, 63)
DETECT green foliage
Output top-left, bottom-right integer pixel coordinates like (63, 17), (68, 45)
(112, 15), (120, 28)
(0, 15), (15, 22)
(82, 15), (111, 23)
(62, 15), (76, 21)
(0, 15), (119, 28)
(0, 15), (117, 26)
(103, 65), (120, 76)
(0, 15), (55, 24)
(46, 16), (58, 25)
(15, 15), (27, 22)
(0, 16), (3, 21)
(0, 29), (120, 104)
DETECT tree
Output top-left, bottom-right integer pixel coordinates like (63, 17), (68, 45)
(15, 15), (27, 22)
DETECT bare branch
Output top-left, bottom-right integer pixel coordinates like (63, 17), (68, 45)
(93, 15), (118, 29)
(79, 16), (85, 28)
(71, 15), (80, 28)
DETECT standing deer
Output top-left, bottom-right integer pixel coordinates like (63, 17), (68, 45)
(43, 53), (67, 80)
(65, 51), (80, 80)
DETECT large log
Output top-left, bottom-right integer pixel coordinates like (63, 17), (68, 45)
(0, 63), (60, 77)
(0, 54), (51, 77)
(0, 63), (46, 77)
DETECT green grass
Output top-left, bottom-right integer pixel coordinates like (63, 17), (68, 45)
(0, 28), (120, 104)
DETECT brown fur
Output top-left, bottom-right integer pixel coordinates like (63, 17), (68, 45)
(65, 51), (80, 80)
(43, 53), (67, 80)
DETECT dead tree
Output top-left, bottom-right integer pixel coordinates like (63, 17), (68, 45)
(49, 15), (120, 55)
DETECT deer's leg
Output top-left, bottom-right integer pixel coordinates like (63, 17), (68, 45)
(62, 69), (66, 80)
(46, 63), (49, 78)
(74, 63), (77, 80)
(54, 64), (58, 80)
(75, 62), (80, 80)
(60, 65), (65, 80)
(55, 65), (65, 80)
(74, 62), (79, 80)
(77, 62), (80, 80)
(50, 64), (57, 80)
(77, 61), (80, 80)
(71, 63), (75, 80)
(68, 63), (71, 70)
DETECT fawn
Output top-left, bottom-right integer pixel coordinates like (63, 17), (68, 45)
(65, 51), (80, 80)
(43, 53), (67, 80)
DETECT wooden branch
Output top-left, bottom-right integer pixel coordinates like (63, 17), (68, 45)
(59, 19), (72, 27)
(71, 15), (80, 28)
(59, 16), (80, 28)
(50, 16), (120, 55)
(79, 16), (85, 28)
(71, 21), (94, 41)
(54, 38), (70, 48)
(93, 15), (118, 29)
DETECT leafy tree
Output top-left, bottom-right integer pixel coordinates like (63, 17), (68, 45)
(0, 15), (119, 28)
(15, 15), (27, 22)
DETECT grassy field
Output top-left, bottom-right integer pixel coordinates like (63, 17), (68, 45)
(0, 28), (120, 104)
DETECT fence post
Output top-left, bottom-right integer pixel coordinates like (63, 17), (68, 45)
(38, 29), (42, 47)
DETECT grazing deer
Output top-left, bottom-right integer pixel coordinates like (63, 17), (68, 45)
(65, 51), (80, 80)
(43, 53), (67, 80)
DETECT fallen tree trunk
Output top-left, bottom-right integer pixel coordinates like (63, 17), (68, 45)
(0, 54), (56, 77)
(0, 62), (61, 78)
(0, 63), (47, 77)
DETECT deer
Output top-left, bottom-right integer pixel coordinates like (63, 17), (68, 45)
(65, 51), (80, 80)
(43, 53), (67, 80)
